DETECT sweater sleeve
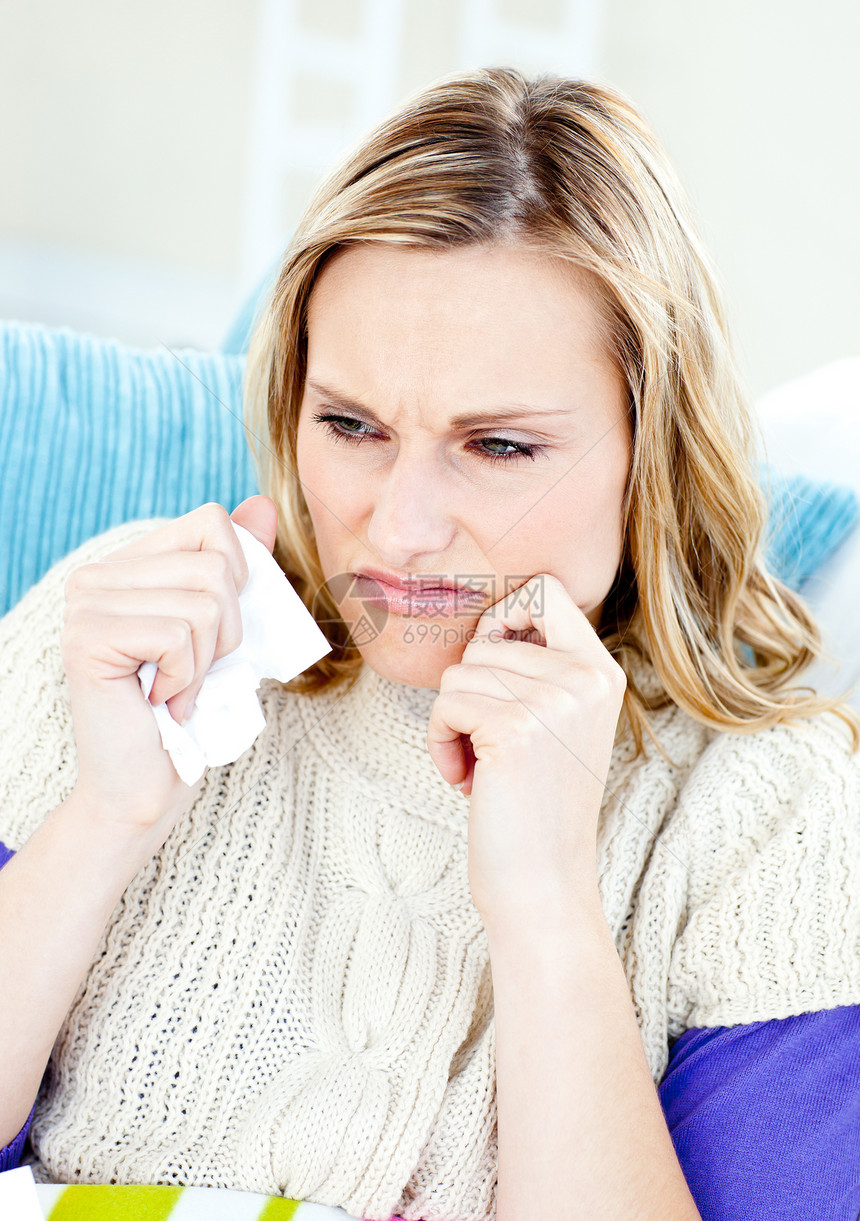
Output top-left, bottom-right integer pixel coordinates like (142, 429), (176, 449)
(664, 709), (860, 1031)
(0, 841), (38, 1172)
(0, 520), (171, 1168)
(658, 1005), (860, 1220)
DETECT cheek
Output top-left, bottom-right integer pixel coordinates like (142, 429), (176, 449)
(295, 429), (355, 531)
(486, 456), (627, 605)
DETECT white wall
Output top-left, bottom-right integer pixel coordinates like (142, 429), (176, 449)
(0, 0), (598, 349)
(600, 0), (860, 396)
(0, 0), (258, 348)
(0, 0), (856, 393)
(239, 0), (598, 298)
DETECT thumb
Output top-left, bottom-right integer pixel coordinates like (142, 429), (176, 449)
(230, 494), (278, 554)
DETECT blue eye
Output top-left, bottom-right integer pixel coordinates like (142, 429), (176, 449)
(310, 412), (542, 464)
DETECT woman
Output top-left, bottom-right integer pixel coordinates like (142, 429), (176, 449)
(1, 67), (860, 1220)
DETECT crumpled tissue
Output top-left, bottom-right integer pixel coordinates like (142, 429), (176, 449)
(0, 1166), (44, 1220)
(137, 523), (332, 785)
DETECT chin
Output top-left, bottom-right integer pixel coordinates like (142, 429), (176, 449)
(356, 616), (475, 690)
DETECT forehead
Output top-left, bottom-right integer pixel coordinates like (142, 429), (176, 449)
(308, 240), (603, 323)
(305, 241), (617, 383)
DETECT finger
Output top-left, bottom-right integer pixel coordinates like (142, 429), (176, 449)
(436, 666), (524, 794)
(459, 635), (576, 683)
(63, 611), (198, 711)
(440, 658), (547, 703)
(98, 503), (250, 592)
(67, 547), (238, 604)
(437, 665), (565, 795)
(65, 551), (242, 664)
(67, 585), (238, 697)
(230, 495), (278, 554)
(471, 572), (587, 653)
(145, 612), (219, 723)
(427, 689), (511, 788)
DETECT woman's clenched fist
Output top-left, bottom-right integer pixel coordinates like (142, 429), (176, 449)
(60, 496), (278, 843)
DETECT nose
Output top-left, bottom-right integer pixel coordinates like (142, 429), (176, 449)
(365, 445), (456, 568)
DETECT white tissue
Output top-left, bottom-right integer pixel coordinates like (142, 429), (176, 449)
(137, 522), (332, 785)
(0, 1166), (45, 1220)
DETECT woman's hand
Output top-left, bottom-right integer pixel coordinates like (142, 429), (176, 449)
(426, 574), (627, 924)
(60, 495), (278, 843)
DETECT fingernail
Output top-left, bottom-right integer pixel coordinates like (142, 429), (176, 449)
(452, 780), (466, 791)
(180, 700), (195, 726)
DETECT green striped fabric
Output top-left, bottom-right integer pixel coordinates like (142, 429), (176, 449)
(34, 1183), (356, 1219)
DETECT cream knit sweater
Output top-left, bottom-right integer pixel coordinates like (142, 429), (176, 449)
(3, 519), (860, 1220)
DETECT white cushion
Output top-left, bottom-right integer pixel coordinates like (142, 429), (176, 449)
(755, 359), (860, 711)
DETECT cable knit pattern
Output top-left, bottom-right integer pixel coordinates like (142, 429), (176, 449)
(2, 519), (860, 1220)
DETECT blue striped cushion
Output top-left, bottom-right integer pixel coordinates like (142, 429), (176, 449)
(760, 466), (859, 590)
(0, 322), (258, 615)
(0, 319), (857, 617)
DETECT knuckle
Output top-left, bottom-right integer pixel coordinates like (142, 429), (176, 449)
(602, 656), (627, 688)
(511, 699), (538, 731)
(63, 564), (94, 599)
(438, 664), (461, 691)
(178, 653), (197, 686)
(220, 617), (243, 655)
(198, 591), (221, 627)
(59, 617), (83, 655)
(166, 619), (192, 651)
(64, 586), (98, 618)
(463, 632), (490, 654)
(60, 616), (97, 668)
(591, 662), (625, 703)
(196, 501), (230, 527)
(543, 681), (570, 715)
(201, 547), (231, 582)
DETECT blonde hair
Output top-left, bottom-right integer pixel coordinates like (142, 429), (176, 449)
(243, 65), (860, 762)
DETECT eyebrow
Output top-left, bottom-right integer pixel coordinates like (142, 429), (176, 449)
(305, 378), (573, 431)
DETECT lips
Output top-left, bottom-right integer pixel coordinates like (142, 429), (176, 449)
(351, 567), (487, 618)
(353, 566), (481, 596)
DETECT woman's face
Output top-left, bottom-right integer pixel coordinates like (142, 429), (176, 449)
(295, 240), (633, 690)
